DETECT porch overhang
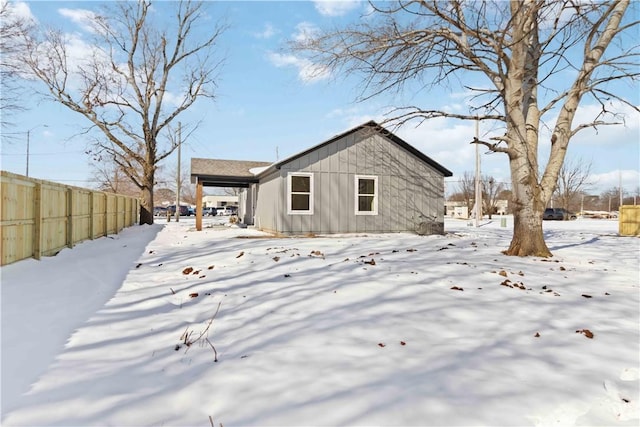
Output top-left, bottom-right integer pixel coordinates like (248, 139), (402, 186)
(190, 158), (272, 231)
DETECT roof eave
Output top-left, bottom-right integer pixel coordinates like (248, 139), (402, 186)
(256, 120), (453, 178)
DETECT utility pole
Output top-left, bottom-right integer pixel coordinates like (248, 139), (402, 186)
(474, 119), (482, 227)
(26, 129), (31, 176)
(619, 170), (623, 208)
(175, 122), (182, 222)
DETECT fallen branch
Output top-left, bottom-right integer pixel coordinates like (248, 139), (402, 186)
(181, 301), (222, 362)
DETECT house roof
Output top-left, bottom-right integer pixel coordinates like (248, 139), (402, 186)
(190, 121), (452, 187)
(190, 158), (272, 187)
(257, 120), (453, 178)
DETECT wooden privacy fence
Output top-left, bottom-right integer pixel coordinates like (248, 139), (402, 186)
(619, 205), (640, 237)
(1, 171), (140, 266)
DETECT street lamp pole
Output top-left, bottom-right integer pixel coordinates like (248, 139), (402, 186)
(26, 129), (31, 176)
(25, 124), (48, 177)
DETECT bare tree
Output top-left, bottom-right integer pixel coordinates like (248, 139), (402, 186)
(154, 187), (176, 206)
(223, 187), (241, 197)
(177, 171), (197, 205)
(456, 171), (476, 213)
(600, 186), (623, 211)
(482, 176), (505, 219)
(0, 1), (29, 129)
(158, 161), (197, 205)
(92, 159), (140, 197)
(552, 158), (593, 212)
(19, 1), (226, 224)
(498, 189), (513, 214)
(291, 0), (639, 256)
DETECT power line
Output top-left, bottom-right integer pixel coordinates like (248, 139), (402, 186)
(0, 150), (86, 156)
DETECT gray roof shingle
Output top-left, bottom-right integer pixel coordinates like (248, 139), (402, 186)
(191, 158), (272, 178)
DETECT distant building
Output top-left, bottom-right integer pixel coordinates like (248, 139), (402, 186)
(445, 199), (509, 219)
(445, 201), (469, 219)
(202, 195), (238, 208)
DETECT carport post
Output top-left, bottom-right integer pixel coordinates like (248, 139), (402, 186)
(196, 177), (203, 231)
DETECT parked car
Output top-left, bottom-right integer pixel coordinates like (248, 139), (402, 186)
(153, 206), (167, 216)
(203, 207), (218, 216)
(167, 204), (190, 216)
(543, 208), (577, 220)
(219, 206), (238, 216)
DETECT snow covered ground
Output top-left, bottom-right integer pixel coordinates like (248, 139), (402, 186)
(1, 216), (638, 426)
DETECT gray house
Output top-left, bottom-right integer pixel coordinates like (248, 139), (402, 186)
(191, 121), (452, 235)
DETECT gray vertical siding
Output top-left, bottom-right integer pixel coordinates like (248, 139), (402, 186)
(253, 169), (281, 233)
(256, 129), (445, 235)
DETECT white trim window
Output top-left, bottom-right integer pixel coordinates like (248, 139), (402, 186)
(355, 175), (378, 215)
(287, 172), (314, 215)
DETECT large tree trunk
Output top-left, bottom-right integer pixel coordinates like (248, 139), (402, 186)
(139, 168), (155, 225)
(504, 155), (552, 257)
(139, 185), (154, 225)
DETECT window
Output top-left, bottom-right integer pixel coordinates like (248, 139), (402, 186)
(288, 173), (314, 214)
(355, 175), (378, 215)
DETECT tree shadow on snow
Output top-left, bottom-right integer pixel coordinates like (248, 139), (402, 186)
(2, 226), (638, 426)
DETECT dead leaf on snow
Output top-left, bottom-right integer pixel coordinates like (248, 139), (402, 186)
(534, 332), (541, 337)
(582, 294), (593, 298)
(451, 286), (464, 291)
(207, 265), (215, 270)
(273, 256), (280, 262)
(576, 329), (594, 339)
(364, 259), (376, 265)
(378, 343), (386, 347)
(236, 251), (244, 258)
(498, 270), (508, 277)
(182, 267), (194, 275)
(189, 293), (198, 298)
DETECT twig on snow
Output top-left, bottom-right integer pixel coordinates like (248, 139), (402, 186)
(181, 301), (222, 362)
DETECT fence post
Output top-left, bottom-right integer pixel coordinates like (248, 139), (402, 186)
(67, 187), (74, 249)
(117, 196), (123, 232)
(33, 182), (43, 260)
(89, 191), (95, 240)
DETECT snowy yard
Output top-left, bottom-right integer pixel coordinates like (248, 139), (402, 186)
(1, 216), (639, 426)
